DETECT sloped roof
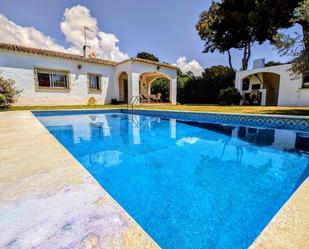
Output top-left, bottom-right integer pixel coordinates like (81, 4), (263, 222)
(117, 57), (177, 69)
(0, 43), (116, 66)
(0, 43), (177, 69)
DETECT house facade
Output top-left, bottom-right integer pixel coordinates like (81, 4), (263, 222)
(235, 63), (309, 106)
(0, 43), (177, 106)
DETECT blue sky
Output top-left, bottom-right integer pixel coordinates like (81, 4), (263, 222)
(0, 0), (297, 73)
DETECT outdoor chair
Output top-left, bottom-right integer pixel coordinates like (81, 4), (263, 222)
(140, 95), (149, 103)
(152, 93), (162, 102)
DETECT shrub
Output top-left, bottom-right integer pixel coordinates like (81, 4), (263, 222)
(217, 87), (242, 105)
(0, 75), (20, 110)
(136, 52), (159, 62)
(151, 78), (170, 101)
(178, 66), (235, 104)
(111, 98), (118, 105)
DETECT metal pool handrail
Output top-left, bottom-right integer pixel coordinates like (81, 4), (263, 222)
(127, 95), (140, 111)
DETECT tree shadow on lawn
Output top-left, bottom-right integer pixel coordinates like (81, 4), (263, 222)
(257, 109), (309, 116)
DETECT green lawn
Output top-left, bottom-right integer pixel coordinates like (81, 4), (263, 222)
(10, 104), (309, 116)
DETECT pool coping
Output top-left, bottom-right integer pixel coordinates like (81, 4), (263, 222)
(0, 110), (159, 248)
(1, 109), (309, 248)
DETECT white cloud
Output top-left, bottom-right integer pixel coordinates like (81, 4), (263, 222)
(0, 7), (204, 68)
(176, 137), (200, 146)
(0, 14), (66, 51)
(60, 5), (129, 61)
(0, 5), (129, 61)
(176, 56), (204, 76)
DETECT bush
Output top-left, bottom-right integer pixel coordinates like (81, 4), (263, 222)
(151, 78), (170, 101)
(217, 87), (242, 105)
(111, 98), (119, 105)
(178, 66), (235, 104)
(0, 75), (20, 110)
(136, 52), (159, 62)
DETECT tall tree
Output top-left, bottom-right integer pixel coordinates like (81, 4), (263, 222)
(196, 2), (236, 70)
(196, 0), (300, 70)
(274, 0), (309, 75)
(136, 52), (159, 62)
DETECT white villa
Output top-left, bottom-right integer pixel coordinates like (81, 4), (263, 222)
(1, 43), (308, 107)
(0, 43), (177, 106)
(235, 60), (309, 106)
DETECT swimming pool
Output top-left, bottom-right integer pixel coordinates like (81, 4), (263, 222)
(36, 111), (309, 249)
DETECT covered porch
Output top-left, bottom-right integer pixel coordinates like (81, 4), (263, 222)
(240, 72), (280, 106)
(116, 58), (177, 105)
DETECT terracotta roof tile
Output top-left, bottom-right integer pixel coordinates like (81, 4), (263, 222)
(0, 43), (116, 66)
(117, 57), (177, 69)
(0, 43), (177, 70)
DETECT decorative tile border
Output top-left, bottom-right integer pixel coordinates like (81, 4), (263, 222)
(122, 109), (309, 132)
(33, 108), (309, 132)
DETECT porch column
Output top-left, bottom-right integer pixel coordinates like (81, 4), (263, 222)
(170, 77), (177, 104)
(235, 73), (243, 95)
(128, 73), (140, 104)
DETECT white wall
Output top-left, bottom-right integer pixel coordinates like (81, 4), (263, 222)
(235, 64), (308, 106)
(0, 51), (178, 106)
(0, 51), (116, 106)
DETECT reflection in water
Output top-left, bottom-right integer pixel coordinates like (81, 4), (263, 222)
(48, 125), (74, 147)
(177, 120), (234, 136)
(296, 132), (309, 152)
(131, 115), (141, 145)
(42, 114), (309, 164)
(43, 114), (309, 163)
(170, 119), (177, 139)
(177, 119), (309, 154)
(89, 115), (111, 138)
(89, 150), (122, 167)
(237, 127), (275, 146)
(176, 137), (200, 146)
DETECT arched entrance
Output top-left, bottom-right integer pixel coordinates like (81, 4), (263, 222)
(241, 73), (280, 106)
(119, 72), (128, 103)
(139, 72), (171, 103)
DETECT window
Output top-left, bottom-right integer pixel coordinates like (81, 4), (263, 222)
(252, 84), (261, 90)
(242, 78), (250, 91)
(303, 75), (309, 88)
(35, 68), (69, 89)
(88, 74), (101, 92)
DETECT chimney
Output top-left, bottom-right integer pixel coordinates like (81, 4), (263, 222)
(253, 58), (265, 69)
(83, 45), (91, 58)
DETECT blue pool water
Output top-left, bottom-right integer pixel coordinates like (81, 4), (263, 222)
(36, 112), (309, 249)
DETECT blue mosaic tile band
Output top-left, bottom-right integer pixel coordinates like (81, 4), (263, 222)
(33, 108), (309, 132)
(122, 109), (309, 132)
